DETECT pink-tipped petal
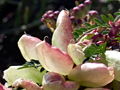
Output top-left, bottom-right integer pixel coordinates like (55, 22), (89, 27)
(63, 81), (80, 90)
(42, 72), (80, 90)
(0, 83), (12, 90)
(52, 10), (74, 52)
(68, 63), (115, 87)
(18, 34), (42, 61)
(12, 78), (43, 90)
(36, 40), (74, 75)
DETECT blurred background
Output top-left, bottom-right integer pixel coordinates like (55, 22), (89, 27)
(0, 0), (120, 84)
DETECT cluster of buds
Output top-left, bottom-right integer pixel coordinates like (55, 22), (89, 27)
(41, 0), (98, 31)
(70, 0), (98, 28)
(41, 10), (59, 32)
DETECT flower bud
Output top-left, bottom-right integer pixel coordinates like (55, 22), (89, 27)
(72, 6), (83, 19)
(41, 18), (46, 23)
(3, 66), (45, 86)
(78, 3), (86, 17)
(48, 14), (54, 19)
(42, 72), (80, 90)
(68, 63), (115, 87)
(18, 34), (42, 61)
(42, 13), (48, 19)
(46, 10), (53, 15)
(53, 11), (60, 17)
(67, 44), (86, 65)
(84, 0), (92, 14)
(88, 10), (98, 23)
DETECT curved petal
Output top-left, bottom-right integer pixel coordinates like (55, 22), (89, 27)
(12, 78), (43, 90)
(3, 66), (45, 86)
(42, 72), (80, 90)
(105, 50), (120, 81)
(68, 63), (115, 87)
(0, 83), (12, 90)
(52, 10), (74, 52)
(36, 40), (74, 75)
(67, 44), (86, 65)
(18, 34), (42, 61)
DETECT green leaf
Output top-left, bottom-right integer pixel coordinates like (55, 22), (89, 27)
(94, 18), (103, 25)
(72, 32), (79, 40)
(18, 60), (41, 70)
(101, 14), (109, 24)
(117, 33), (120, 36)
(99, 43), (106, 53)
(114, 15), (120, 23)
(105, 0), (114, 3)
(84, 22), (91, 27)
(114, 12), (120, 16)
(84, 43), (106, 57)
(115, 37), (120, 43)
(88, 24), (99, 30)
(75, 29), (83, 35)
(108, 14), (114, 22)
(102, 29), (110, 35)
(79, 27), (88, 32)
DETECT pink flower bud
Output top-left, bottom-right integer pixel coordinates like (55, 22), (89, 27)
(68, 63), (115, 87)
(52, 10), (74, 52)
(78, 3), (85, 9)
(46, 10), (53, 15)
(18, 34), (42, 61)
(48, 14), (54, 19)
(36, 40), (74, 75)
(53, 11), (60, 16)
(42, 72), (80, 90)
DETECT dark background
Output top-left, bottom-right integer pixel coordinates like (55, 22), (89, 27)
(0, 0), (120, 84)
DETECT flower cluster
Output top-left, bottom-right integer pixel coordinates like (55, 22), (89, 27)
(1, 0), (120, 90)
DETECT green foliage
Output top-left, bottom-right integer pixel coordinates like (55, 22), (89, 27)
(102, 29), (110, 35)
(114, 10), (120, 22)
(84, 43), (106, 58)
(18, 60), (45, 72)
(108, 14), (114, 22)
(84, 23), (91, 27)
(94, 18), (103, 25)
(100, 14), (109, 24)
(115, 37), (120, 43)
(72, 11), (120, 41)
(105, 0), (114, 3)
